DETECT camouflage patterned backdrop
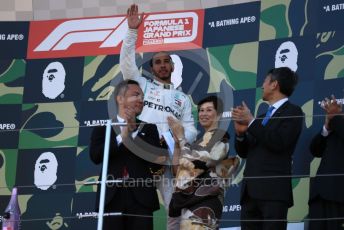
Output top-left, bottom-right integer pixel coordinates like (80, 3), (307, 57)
(0, 0), (344, 229)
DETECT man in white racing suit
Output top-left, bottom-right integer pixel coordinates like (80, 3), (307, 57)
(120, 4), (197, 213)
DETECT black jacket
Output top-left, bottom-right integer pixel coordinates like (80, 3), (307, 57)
(89, 120), (165, 211)
(235, 101), (303, 207)
(309, 115), (344, 203)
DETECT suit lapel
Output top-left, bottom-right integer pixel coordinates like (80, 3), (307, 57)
(135, 119), (146, 139)
(264, 101), (289, 126)
(272, 101), (289, 117)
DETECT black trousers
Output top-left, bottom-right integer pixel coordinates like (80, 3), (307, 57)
(103, 188), (154, 230)
(240, 193), (288, 230)
(308, 197), (344, 230)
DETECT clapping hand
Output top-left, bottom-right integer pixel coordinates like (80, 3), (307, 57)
(232, 101), (253, 136)
(167, 116), (184, 142)
(321, 95), (343, 130)
(121, 106), (137, 139)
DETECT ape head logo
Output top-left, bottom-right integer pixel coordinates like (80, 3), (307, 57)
(34, 152), (58, 190)
(42, 62), (66, 99)
(275, 41), (298, 72)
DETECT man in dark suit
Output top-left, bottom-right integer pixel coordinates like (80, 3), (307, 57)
(308, 95), (344, 230)
(232, 67), (303, 230)
(89, 79), (165, 230)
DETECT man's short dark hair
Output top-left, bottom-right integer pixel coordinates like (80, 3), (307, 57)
(113, 79), (140, 105)
(197, 95), (223, 115)
(268, 67), (298, 97)
(149, 51), (173, 67)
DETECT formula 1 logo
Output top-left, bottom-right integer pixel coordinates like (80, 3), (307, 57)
(35, 17), (127, 51)
(27, 16), (128, 59)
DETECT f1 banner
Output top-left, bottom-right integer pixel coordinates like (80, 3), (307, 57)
(27, 10), (204, 59)
(137, 10), (204, 52)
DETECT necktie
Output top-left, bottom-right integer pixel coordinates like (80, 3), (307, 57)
(261, 106), (274, 126)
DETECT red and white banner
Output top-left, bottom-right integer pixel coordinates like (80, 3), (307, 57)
(137, 10), (204, 52)
(27, 10), (204, 59)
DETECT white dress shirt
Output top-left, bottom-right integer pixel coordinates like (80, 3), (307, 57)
(116, 115), (139, 145)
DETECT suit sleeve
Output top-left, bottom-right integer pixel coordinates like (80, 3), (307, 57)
(309, 132), (327, 158)
(89, 126), (117, 165)
(310, 115), (344, 158)
(247, 106), (303, 153)
(235, 134), (250, 158)
(329, 115), (344, 141)
(119, 28), (147, 88)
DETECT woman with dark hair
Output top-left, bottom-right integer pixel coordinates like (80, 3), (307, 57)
(167, 95), (239, 230)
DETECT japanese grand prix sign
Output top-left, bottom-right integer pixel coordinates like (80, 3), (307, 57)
(137, 10), (204, 52)
(27, 10), (204, 59)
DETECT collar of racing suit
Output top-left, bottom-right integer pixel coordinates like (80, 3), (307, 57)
(152, 78), (175, 90)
